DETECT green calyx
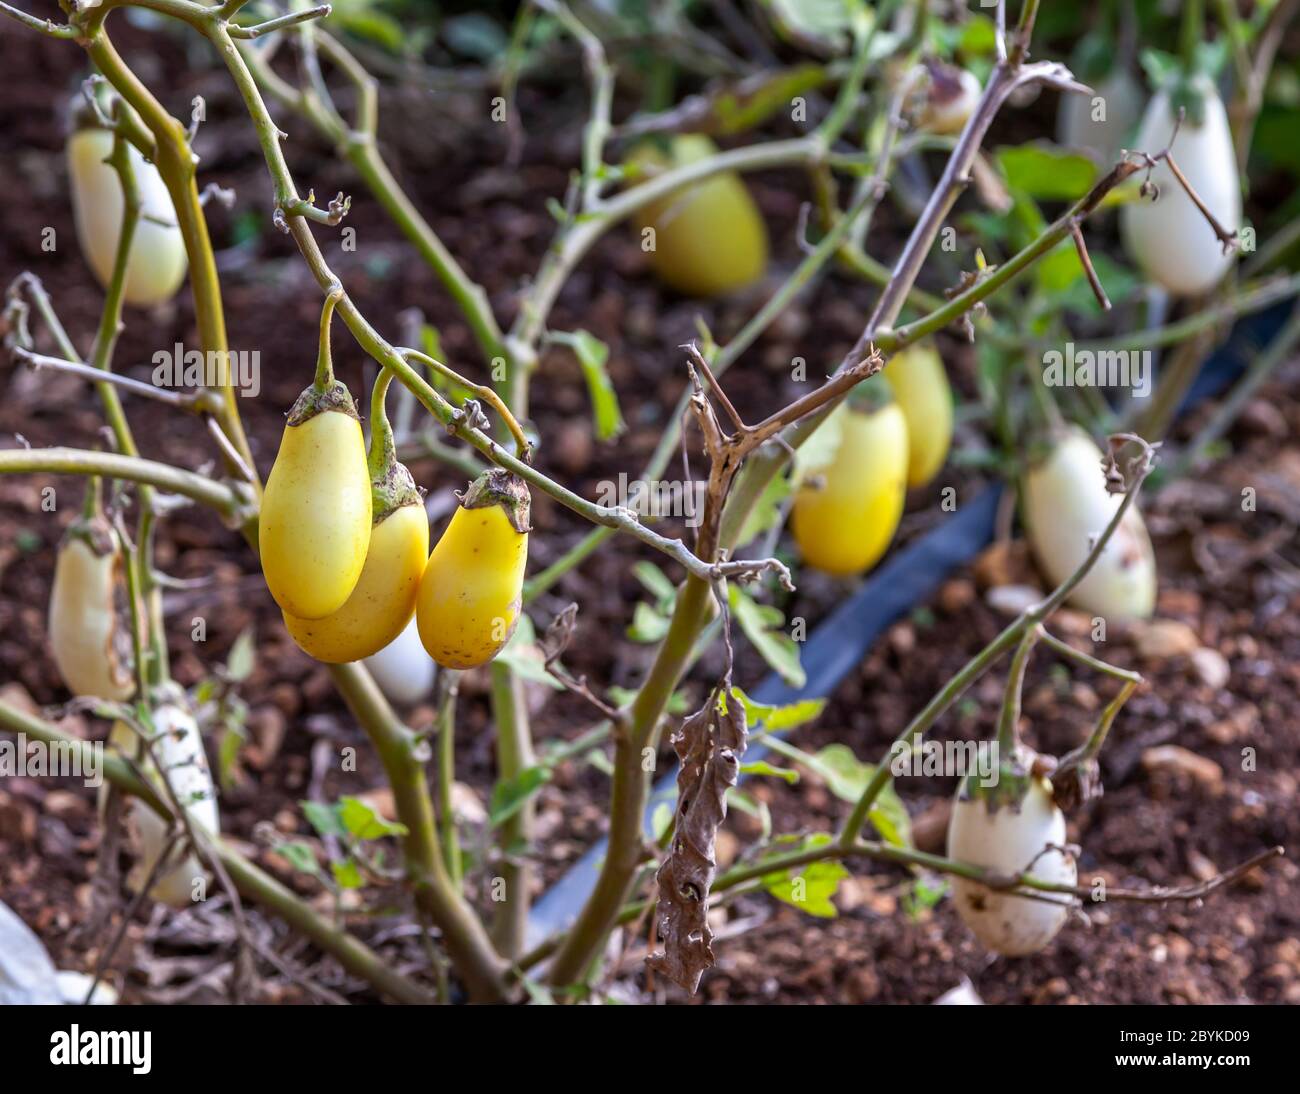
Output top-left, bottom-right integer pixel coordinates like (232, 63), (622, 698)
(65, 476), (115, 556)
(458, 468), (532, 535)
(286, 379), (360, 427)
(958, 744), (1040, 815)
(368, 368), (423, 522)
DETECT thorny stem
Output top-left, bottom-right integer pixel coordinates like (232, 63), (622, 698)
(399, 348), (532, 460)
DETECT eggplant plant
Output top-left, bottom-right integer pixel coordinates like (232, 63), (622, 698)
(0, 0), (1293, 1006)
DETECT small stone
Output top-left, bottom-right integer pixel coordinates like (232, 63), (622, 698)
(985, 584), (1042, 617)
(973, 541), (1030, 589)
(1187, 848), (1219, 882)
(938, 579), (975, 614)
(1141, 745), (1224, 793)
(1189, 647), (1231, 690)
(1134, 619), (1200, 660)
(451, 782), (487, 826)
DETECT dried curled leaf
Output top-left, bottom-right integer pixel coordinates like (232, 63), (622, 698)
(646, 687), (748, 993)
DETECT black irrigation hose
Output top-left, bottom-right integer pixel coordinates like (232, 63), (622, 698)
(524, 303), (1293, 948)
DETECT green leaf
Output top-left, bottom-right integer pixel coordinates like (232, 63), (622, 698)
(490, 766), (551, 828)
(725, 787), (772, 840)
(761, 835), (848, 917)
(584, 748), (614, 777)
(997, 143), (1097, 202)
(277, 840), (320, 877)
(226, 626), (255, 683)
(956, 13), (998, 58)
(729, 587), (806, 688)
(802, 744), (912, 847)
(332, 859), (365, 890)
(740, 759), (800, 784)
(301, 800), (346, 839)
(733, 688), (826, 734)
(732, 471), (792, 549)
(521, 978), (556, 1005)
(627, 601), (672, 644)
(790, 403), (845, 486)
(631, 561), (677, 610)
(496, 616), (563, 689)
(708, 65), (830, 134)
(551, 329), (625, 441)
(763, 0), (864, 54)
(338, 796), (409, 841)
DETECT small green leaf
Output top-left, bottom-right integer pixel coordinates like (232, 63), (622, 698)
(301, 800), (346, 838)
(631, 561), (677, 609)
(729, 587), (806, 689)
(226, 626), (255, 683)
(997, 143), (1097, 202)
(551, 329), (625, 441)
(740, 759), (800, 784)
(584, 748), (614, 777)
(627, 601), (672, 644)
(791, 403), (845, 486)
(732, 688), (826, 734)
(332, 859), (365, 890)
(732, 471), (792, 549)
(490, 766), (551, 828)
(277, 840), (320, 877)
(443, 12), (509, 60)
(338, 796), (409, 841)
(761, 836), (849, 917)
(496, 616), (563, 689)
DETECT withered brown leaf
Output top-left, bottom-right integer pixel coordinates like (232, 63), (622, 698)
(646, 686), (748, 993)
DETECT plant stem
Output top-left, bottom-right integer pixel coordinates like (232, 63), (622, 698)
(489, 660), (535, 960)
(0, 447), (248, 520)
(436, 670), (462, 887)
(329, 662), (514, 1002)
(837, 438), (1155, 847)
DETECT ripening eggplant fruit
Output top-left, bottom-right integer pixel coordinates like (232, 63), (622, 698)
(108, 694), (219, 908)
(364, 616), (437, 707)
(283, 374), (429, 663)
(259, 300), (372, 620)
(915, 60), (981, 136)
(1021, 428), (1156, 621)
(628, 135), (769, 297)
(1119, 74), (1240, 296)
(882, 343), (953, 489)
(417, 469), (530, 670)
(67, 125), (188, 308)
(48, 480), (135, 702)
(1056, 68), (1144, 166)
(791, 394), (909, 577)
(947, 763), (1077, 956)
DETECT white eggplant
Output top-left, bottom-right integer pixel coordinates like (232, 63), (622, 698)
(1056, 69), (1144, 165)
(48, 516), (135, 702)
(363, 614), (437, 707)
(1021, 428), (1157, 621)
(68, 126), (188, 308)
(1119, 75), (1240, 296)
(947, 775), (1076, 956)
(108, 699), (218, 908)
